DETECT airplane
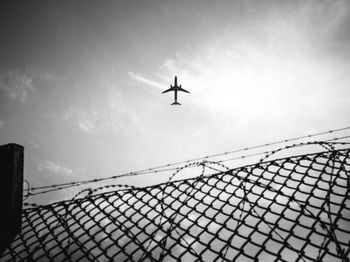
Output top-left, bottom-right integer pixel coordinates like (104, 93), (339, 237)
(162, 76), (190, 105)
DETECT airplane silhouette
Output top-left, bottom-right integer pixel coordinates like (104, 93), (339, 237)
(162, 76), (190, 105)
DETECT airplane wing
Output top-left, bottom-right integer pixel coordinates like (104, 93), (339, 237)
(178, 87), (190, 93)
(162, 86), (175, 94)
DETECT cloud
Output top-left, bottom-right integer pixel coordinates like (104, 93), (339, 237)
(152, 0), (350, 117)
(128, 71), (165, 90)
(63, 101), (131, 136)
(0, 70), (35, 102)
(63, 81), (149, 137)
(78, 120), (96, 134)
(37, 161), (87, 185)
(38, 161), (75, 177)
(0, 69), (60, 104)
(64, 107), (100, 134)
(255, 0), (350, 54)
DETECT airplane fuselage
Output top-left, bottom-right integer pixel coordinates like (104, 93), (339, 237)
(171, 77), (180, 104)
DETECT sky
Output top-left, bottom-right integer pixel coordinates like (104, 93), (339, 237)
(0, 0), (350, 202)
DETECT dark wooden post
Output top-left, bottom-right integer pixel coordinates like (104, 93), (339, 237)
(0, 143), (24, 255)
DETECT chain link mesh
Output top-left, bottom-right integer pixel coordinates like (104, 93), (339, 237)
(1, 148), (350, 261)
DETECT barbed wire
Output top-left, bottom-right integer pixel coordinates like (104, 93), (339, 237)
(23, 127), (350, 201)
(5, 142), (350, 261)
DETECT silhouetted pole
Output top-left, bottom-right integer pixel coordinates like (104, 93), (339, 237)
(0, 143), (23, 255)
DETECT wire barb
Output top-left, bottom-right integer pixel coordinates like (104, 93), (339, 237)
(5, 127), (350, 261)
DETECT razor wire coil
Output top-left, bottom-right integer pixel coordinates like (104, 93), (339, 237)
(3, 143), (350, 261)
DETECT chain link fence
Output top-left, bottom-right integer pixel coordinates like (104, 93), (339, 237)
(1, 147), (350, 261)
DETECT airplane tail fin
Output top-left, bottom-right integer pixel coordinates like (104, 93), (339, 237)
(171, 102), (181, 106)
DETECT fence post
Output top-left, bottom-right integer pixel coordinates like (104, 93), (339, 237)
(0, 143), (24, 255)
